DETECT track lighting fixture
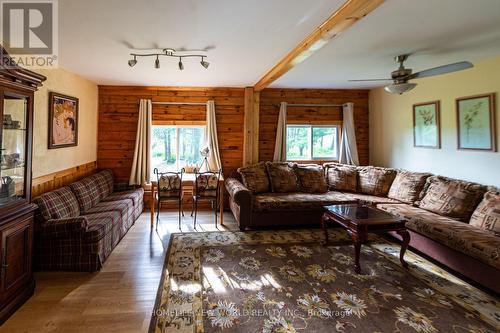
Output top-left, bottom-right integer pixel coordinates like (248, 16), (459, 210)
(127, 48), (210, 71)
(128, 55), (137, 67)
(200, 57), (210, 69)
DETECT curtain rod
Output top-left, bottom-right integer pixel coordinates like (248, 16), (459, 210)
(275, 103), (343, 107)
(151, 101), (207, 106)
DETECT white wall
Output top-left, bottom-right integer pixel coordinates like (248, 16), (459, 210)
(32, 68), (98, 178)
(370, 56), (500, 187)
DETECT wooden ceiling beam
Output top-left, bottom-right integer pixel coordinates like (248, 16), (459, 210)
(253, 0), (385, 91)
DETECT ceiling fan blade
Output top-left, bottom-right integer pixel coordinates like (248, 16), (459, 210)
(348, 79), (392, 82)
(407, 61), (473, 80)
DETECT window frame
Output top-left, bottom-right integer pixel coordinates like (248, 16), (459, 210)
(285, 123), (342, 162)
(151, 122), (206, 174)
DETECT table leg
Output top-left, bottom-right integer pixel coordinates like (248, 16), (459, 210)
(321, 215), (329, 246)
(150, 183), (155, 228)
(219, 184), (224, 227)
(397, 229), (410, 269)
(351, 233), (365, 274)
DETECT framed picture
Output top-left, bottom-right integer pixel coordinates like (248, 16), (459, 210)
(456, 93), (496, 151)
(413, 101), (441, 148)
(48, 92), (79, 149)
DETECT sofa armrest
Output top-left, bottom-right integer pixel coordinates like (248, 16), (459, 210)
(225, 178), (252, 205)
(39, 217), (88, 238)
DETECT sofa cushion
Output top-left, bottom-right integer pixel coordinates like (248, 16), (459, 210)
(294, 164), (327, 193)
(102, 188), (144, 208)
(265, 162), (298, 193)
(83, 211), (121, 243)
(470, 189), (500, 235)
(323, 163), (357, 192)
(357, 166), (397, 196)
(253, 191), (354, 212)
(378, 203), (500, 270)
(342, 192), (402, 205)
(418, 176), (487, 221)
(388, 171), (431, 204)
(90, 170), (114, 200)
(34, 186), (80, 221)
(237, 162), (270, 194)
(70, 178), (100, 213)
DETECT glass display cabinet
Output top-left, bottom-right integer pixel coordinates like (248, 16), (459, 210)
(0, 46), (45, 323)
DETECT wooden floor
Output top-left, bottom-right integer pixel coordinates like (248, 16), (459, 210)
(0, 211), (238, 333)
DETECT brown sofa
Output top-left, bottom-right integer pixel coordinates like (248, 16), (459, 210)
(226, 162), (499, 293)
(32, 169), (144, 272)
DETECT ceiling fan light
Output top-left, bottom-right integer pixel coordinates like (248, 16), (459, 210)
(178, 58), (184, 71)
(155, 56), (160, 69)
(384, 83), (417, 94)
(200, 57), (209, 69)
(128, 56), (137, 67)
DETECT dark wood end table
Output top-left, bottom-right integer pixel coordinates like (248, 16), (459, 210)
(321, 203), (410, 274)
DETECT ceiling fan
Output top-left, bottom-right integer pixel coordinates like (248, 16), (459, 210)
(350, 54), (473, 94)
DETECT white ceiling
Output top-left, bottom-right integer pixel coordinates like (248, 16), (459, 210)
(58, 0), (345, 86)
(57, 0), (500, 88)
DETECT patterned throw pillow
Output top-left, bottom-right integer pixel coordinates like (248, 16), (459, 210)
(388, 171), (431, 204)
(418, 176), (487, 221)
(294, 164), (328, 193)
(265, 162), (298, 193)
(323, 163), (358, 192)
(237, 162), (270, 194)
(469, 189), (500, 235)
(357, 166), (397, 196)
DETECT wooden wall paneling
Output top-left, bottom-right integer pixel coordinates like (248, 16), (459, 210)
(258, 88), (369, 165)
(31, 161), (97, 198)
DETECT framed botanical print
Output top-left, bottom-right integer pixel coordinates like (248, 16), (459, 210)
(413, 101), (441, 148)
(48, 92), (79, 149)
(456, 93), (496, 151)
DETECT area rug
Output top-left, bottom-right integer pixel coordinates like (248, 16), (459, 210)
(149, 229), (500, 333)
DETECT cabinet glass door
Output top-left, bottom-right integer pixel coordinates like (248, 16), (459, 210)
(1, 95), (28, 206)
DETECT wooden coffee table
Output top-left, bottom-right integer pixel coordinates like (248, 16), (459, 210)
(321, 203), (410, 274)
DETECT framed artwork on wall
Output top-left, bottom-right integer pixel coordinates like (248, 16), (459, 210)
(48, 92), (79, 149)
(413, 101), (441, 148)
(456, 93), (496, 151)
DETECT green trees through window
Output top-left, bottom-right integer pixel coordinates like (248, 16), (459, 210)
(152, 125), (205, 173)
(286, 125), (339, 160)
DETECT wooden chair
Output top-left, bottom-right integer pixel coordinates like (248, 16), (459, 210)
(154, 168), (184, 230)
(191, 169), (222, 229)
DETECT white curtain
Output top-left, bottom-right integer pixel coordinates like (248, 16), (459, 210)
(129, 99), (152, 185)
(205, 100), (222, 171)
(273, 102), (287, 162)
(339, 102), (359, 165)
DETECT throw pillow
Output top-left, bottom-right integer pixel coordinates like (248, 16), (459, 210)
(357, 166), (397, 196)
(388, 171), (431, 204)
(237, 162), (270, 194)
(294, 164), (328, 193)
(323, 163), (358, 192)
(469, 188), (500, 235)
(418, 176), (487, 221)
(265, 162), (298, 193)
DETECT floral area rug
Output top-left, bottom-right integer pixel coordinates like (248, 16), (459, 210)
(149, 229), (500, 333)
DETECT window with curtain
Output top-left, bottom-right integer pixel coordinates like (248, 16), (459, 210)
(151, 125), (205, 174)
(286, 124), (341, 161)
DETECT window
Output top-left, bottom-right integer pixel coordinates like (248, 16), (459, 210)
(286, 124), (340, 161)
(151, 125), (205, 174)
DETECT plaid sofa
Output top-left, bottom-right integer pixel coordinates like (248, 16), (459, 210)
(226, 162), (499, 293)
(33, 169), (144, 272)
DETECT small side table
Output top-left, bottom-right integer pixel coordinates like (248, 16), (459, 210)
(321, 203), (410, 274)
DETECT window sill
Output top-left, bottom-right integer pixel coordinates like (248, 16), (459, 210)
(287, 159), (339, 165)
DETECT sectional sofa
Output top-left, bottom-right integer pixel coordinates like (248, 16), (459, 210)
(33, 169), (144, 272)
(225, 162), (499, 293)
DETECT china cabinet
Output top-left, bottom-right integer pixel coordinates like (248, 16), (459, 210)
(0, 46), (45, 323)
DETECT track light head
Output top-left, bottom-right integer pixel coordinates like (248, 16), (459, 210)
(178, 58), (184, 71)
(128, 56), (137, 67)
(155, 56), (160, 69)
(200, 57), (209, 69)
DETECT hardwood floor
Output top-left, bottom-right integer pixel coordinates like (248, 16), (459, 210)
(0, 211), (238, 333)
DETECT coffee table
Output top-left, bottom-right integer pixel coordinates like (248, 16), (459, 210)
(321, 203), (410, 274)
